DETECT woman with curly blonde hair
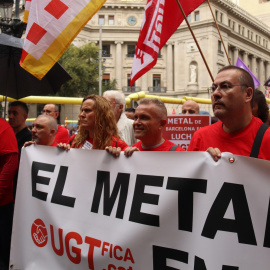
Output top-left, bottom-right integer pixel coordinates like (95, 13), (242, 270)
(71, 94), (128, 150)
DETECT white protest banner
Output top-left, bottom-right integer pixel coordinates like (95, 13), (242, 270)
(162, 115), (210, 150)
(10, 146), (270, 269)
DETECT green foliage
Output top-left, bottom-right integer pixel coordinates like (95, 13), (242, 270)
(102, 79), (118, 93)
(58, 43), (99, 97)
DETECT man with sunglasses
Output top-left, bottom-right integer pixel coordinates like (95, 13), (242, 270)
(42, 103), (69, 144)
(188, 65), (270, 161)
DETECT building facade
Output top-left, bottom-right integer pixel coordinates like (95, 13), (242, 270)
(231, 0), (270, 26)
(74, 0), (270, 99)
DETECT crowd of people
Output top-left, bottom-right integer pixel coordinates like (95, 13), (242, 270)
(0, 65), (270, 268)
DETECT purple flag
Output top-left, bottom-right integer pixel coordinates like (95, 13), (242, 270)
(235, 57), (261, 88)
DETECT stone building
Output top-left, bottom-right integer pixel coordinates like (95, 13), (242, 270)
(230, 0), (270, 27)
(74, 0), (270, 99)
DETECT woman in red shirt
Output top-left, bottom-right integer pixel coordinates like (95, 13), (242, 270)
(69, 95), (128, 150)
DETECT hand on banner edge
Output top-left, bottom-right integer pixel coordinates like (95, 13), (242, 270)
(207, 147), (222, 162)
(24, 141), (37, 147)
(57, 143), (70, 151)
(105, 146), (122, 158)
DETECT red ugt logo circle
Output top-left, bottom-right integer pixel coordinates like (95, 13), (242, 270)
(31, 219), (48, 247)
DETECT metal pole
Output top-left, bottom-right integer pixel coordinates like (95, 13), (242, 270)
(15, 0), (20, 20)
(175, 0), (214, 82)
(99, 24), (102, 96)
(207, 0), (231, 65)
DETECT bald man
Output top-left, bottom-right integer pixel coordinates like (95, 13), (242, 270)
(182, 100), (200, 114)
(42, 103), (69, 144)
(24, 115), (58, 147)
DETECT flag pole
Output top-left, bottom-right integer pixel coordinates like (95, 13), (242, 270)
(206, 0), (231, 65)
(175, 0), (214, 82)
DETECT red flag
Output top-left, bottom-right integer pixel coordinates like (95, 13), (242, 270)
(130, 0), (206, 88)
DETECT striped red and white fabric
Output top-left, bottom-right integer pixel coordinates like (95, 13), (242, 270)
(20, 0), (106, 79)
(130, 0), (206, 89)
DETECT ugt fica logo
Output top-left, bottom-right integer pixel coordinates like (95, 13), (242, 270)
(31, 218), (48, 247)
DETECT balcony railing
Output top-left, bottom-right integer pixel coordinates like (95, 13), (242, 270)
(122, 86), (141, 92)
(103, 53), (112, 57)
(148, 87), (167, 93)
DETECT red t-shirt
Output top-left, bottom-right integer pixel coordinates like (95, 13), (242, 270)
(71, 135), (128, 150)
(55, 125), (69, 144)
(50, 141), (58, 147)
(0, 119), (18, 206)
(188, 116), (270, 160)
(133, 139), (184, 151)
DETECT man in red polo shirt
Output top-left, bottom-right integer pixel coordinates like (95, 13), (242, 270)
(0, 118), (18, 269)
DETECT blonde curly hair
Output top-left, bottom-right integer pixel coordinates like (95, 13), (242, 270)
(72, 94), (119, 149)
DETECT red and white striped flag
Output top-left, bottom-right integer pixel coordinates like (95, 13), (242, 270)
(20, 0), (107, 79)
(130, 0), (206, 88)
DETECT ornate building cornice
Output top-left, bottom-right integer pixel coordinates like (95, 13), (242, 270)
(213, 0), (270, 35)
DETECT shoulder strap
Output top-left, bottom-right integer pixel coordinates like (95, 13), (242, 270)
(170, 144), (178, 151)
(250, 123), (269, 158)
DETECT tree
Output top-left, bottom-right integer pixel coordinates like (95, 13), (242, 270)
(57, 43), (99, 97)
(102, 79), (118, 93)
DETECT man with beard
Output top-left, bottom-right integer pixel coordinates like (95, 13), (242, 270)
(24, 115), (58, 147)
(188, 65), (270, 161)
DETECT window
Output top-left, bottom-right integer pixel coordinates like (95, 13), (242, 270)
(220, 13), (223, 23)
(127, 74), (135, 89)
(242, 27), (245, 36)
(153, 74), (161, 92)
(102, 74), (110, 86)
(194, 11), (200, 21)
(247, 30), (250, 39)
(238, 25), (241, 33)
(232, 21), (235, 31)
(215, 10), (218, 20)
(218, 40), (223, 54)
(102, 44), (111, 57)
(127, 45), (136, 57)
(187, 14), (191, 22)
(108, 15), (114, 25)
(251, 32), (253, 40)
(98, 15), (104, 25)
(228, 19), (231, 27)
